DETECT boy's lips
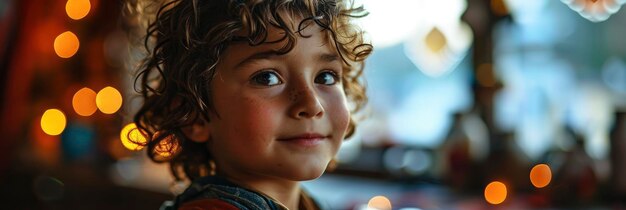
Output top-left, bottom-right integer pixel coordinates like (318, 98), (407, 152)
(278, 133), (328, 140)
(278, 133), (328, 146)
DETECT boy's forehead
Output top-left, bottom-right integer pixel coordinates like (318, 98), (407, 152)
(233, 15), (323, 44)
(224, 23), (333, 59)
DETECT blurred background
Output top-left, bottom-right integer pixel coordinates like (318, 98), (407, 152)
(1, 0), (625, 209)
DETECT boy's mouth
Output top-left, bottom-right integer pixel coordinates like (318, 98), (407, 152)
(277, 133), (328, 147)
(278, 133), (327, 140)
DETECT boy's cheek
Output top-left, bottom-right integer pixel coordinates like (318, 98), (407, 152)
(340, 110), (351, 135)
(330, 99), (351, 135)
(238, 100), (279, 130)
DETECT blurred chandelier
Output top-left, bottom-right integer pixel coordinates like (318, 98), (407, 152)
(561, 0), (626, 22)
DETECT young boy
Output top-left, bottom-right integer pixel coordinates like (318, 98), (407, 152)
(131, 0), (372, 209)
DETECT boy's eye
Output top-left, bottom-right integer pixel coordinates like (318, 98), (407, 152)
(251, 71), (283, 86)
(315, 71), (339, 85)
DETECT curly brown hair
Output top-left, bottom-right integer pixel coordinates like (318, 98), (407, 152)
(127, 0), (372, 182)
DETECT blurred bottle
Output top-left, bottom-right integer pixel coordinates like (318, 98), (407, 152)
(484, 131), (528, 193)
(551, 127), (598, 207)
(609, 111), (626, 204)
(437, 111), (491, 191)
(438, 112), (473, 191)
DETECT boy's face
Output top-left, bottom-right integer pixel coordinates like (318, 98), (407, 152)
(206, 23), (350, 182)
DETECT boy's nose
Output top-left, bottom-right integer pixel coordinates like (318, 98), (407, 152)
(288, 87), (324, 119)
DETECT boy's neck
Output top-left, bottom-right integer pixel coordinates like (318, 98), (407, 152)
(223, 174), (302, 210)
(254, 181), (301, 210)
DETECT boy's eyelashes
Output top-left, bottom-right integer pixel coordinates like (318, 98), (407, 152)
(250, 70), (283, 86)
(248, 69), (341, 87)
(315, 71), (339, 85)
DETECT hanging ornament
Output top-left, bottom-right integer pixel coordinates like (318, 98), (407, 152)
(561, 0), (626, 22)
(425, 28), (447, 53)
(402, 0), (473, 77)
(404, 23), (472, 77)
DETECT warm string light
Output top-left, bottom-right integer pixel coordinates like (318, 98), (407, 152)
(530, 164), (552, 188)
(367, 195), (392, 210)
(66, 0), (91, 20)
(96, 86), (123, 114)
(40, 109), (67, 136)
(41, 1), (128, 163)
(72, 87), (97, 116)
(54, 31), (79, 58)
(120, 123), (147, 151)
(480, 165), (550, 206)
(484, 181), (507, 205)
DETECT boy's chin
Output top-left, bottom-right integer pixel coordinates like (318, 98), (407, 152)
(284, 164), (329, 181)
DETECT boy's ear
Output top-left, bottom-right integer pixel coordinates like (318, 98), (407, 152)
(181, 118), (210, 143)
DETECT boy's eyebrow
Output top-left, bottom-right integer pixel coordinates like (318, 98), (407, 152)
(236, 50), (340, 68)
(236, 50), (281, 68)
(318, 53), (339, 63)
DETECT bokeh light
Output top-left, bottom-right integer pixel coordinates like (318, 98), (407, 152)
(120, 123), (147, 151)
(66, 0), (91, 20)
(53, 31), (79, 58)
(96, 86), (123, 114)
(484, 181), (507, 205)
(530, 164), (552, 188)
(72, 87), (97, 116)
(367, 195), (392, 210)
(40, 109), (67, 136)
